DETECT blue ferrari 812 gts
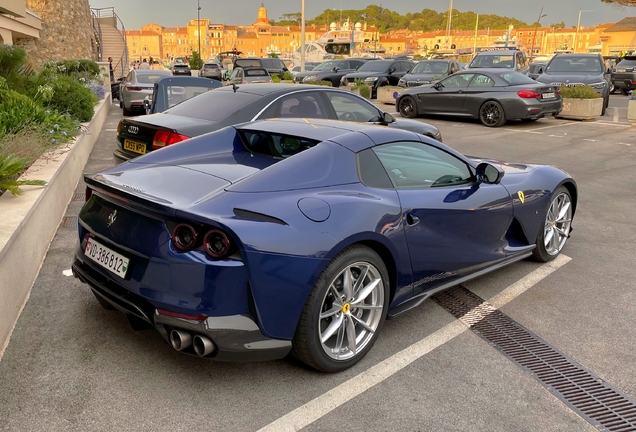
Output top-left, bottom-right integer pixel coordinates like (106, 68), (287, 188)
(72, 119), (577, 372)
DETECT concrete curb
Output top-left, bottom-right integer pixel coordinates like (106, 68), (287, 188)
(0, 96), (110, 360)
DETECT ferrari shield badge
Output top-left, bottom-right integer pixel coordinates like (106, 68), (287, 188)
(517, 191), (525, 204)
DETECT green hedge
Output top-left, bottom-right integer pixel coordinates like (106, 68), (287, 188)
(559, 85), (602, 99)
(45, 75), (98, 122)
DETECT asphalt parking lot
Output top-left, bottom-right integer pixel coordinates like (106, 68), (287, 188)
(0, 94), (635, 431)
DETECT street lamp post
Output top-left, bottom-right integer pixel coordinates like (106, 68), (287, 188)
(530, 7), (548, 61)
(197, 0), (201, 56)
(301, 0), (306, 72)
(573, 10), (592, 53)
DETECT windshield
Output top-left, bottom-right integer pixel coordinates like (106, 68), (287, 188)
(235, 59), (261, 68)
(313, 61), (340, 71)
(496, 72), (536, 85)
(470, 55), (515, 69)
(203, 64), (219, 69)
(357, 61), (392, 72)
(616, 59), (636, 69)
(412, 61), (449, 74)
(166, 91), (259, 122)
(547, 56), (602, 73)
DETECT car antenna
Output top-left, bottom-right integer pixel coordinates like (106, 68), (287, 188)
(232, 83), (239, 93)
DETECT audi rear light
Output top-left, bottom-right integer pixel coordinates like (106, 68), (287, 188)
(517, 90), (542, 99)
(152, 130), (190, 149)
(116, 120), (122, 135)
(126, 86), (143, 91)
(85, 186), (92, 202)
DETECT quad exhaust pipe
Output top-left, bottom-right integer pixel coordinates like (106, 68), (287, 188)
(170, 329), (192, 351)
(193, 335), (215, 357)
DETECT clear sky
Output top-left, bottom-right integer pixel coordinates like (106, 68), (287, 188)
(88, 0), (631, 30)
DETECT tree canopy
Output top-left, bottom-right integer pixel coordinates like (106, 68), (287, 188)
(269, 6), (566, 32)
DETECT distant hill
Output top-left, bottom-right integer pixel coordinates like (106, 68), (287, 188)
(270, 5), (557, 32)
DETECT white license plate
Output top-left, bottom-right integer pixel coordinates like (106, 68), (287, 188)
(542, 92), (555, 99)
(85, 238), (130, 279)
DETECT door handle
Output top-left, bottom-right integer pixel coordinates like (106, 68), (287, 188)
(406, 214), (420, 226)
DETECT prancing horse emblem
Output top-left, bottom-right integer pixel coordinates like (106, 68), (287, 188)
(517, 191), (525, 204)
(107, 210), (117, 227)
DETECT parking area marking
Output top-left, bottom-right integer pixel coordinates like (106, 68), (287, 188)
(583, 139), (597, 142)
(619, 143), (634, 146)
(503, 129), (543, 135)
(257, 255), (572, 432)
(105, 128), (117, 132)
(549, 135), (564, 138)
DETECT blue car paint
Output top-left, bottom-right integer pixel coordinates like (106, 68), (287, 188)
(77, 120), (577, 345)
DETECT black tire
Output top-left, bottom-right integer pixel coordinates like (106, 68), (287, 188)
(122, 104), (133, 116)
(292, 245), (390, 373)
(531, 186), (573, 262)
(398, 96), (418, 118)
(621, 88), (630, 96)
(92, 291), (115, 310)
(602, 94), (608, 116)
(479, 100), (506, 127)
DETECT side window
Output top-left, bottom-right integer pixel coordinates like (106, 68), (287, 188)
(336, 61), (349, 70)
(357, 148), (393, 189)
(373, 142), (472, 189)
(517, 52), (527, 68)
(276, 92), (329, 119)
(400, 62), (413, 72)
(440, 73), (475, 88)
(324, 91), (381, 122)
(262, 59), (272, 69)
(350, 60), (364, 70)
(468, 74), (495, 87)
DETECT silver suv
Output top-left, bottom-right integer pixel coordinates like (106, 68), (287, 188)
(199, 63), (223, 80)
(468, 49), (529, 74)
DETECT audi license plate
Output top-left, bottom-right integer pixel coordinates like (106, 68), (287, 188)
(542, 92), (555, 99)
(123, 139), (146, 155)
(85, 238), (130, 279)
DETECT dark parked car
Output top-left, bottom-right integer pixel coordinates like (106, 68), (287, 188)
(396, 69), (562, 127)
(294, 58), (376, 87)
(526, 62), (547, 80)
(74, 117), (577, 372)
(233, 57), (288, 79)
(341, 59), (415, 98)
(398, 60), (462, 87)
(468, 49), (529, 74)
(114, 84), (442, 160)
(142, 76), (223, 115)
(612, 55), (636, 95)
(171, 64), (191, 76)
(535, 53), (611, 115)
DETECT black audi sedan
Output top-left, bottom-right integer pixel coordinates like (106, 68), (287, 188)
(396, 69), (562, 127)
(115, 84), (442, 160)
(340, 59), (415, 98)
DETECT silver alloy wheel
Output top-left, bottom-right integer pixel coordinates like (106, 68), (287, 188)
(318, 261), (384, 361)
(544, 192), (573, 256)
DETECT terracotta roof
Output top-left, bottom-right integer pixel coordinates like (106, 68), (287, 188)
(603, 17), (636, 32)
(238, 30), (258, 38)
(125, 30), (161, 37)
(270, 26), (290, 33)
(225, 25), (238, 30)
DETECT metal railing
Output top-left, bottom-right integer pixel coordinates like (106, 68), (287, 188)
(90, 9), (102, 62)
(90, 7), (129, 80)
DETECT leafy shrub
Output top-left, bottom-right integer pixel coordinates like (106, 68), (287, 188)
(559, 85), (602, 99)
(283, 71), (294, 81)
(45, 75), (98, 122)
(0, 154), (46, 196)
(0, 89), (79, 142)
(189, 51), (203, 70)
(357, 84), (371, 99)
(0, 44), (27, 77)
(271, 74), (281, 83)
(46, 59), (100, 76)
(304, 80), (333, 87)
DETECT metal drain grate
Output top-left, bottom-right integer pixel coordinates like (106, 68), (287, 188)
(71, 192), (84, 201)
(433, 286), (636, 432)
(60, 216), (78, 228)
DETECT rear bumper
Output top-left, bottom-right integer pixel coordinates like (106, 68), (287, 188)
(72, 258), (292, 362)
(612, 74), (636, 89)
(506, 99), (563, 120)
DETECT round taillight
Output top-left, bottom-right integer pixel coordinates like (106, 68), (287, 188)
(172, 224), (197, 251)
(203, 229), (230, 258)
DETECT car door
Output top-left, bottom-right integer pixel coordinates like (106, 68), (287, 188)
(371, 141), (513, 294)
(461, 73), (497, 117)
(322, 90), (384, 122)
(420, 73), (475, 114)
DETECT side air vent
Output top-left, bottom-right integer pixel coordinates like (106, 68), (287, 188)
(233, 208), (287, 225)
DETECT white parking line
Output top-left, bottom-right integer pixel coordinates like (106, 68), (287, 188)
(257, 255), (572, 432)
(619, 143), (634, 146)
(583, 139), (597, 142)
(105, 128), (117, 132)
(504, 129), (544, 135)
(549, 135), (564, 138)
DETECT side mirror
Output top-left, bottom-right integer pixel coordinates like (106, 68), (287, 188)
(355, 66), (360, 71)
(332, 67), (338, 72)
(448, 70), (455, 75)
(388, 67), (395, 74)
(433, 82), (442, 90)
(476, 162), (505, 184)
(538, 67), (544, 74)
(382, 112), (395, 123)
(607, 67), (612, 74)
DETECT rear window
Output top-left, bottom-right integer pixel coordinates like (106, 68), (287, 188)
(245, 69), (268, 77)
(166, 91), (259, 122)
(617, 59), (636, 68)
(137, 74), (169, 84)
(497, 72), (536, 85)
(165, 85), (215, 108)
(235, 59), (262, 68)
(204, 63), (220, 69)
(174, 65), (189, 69)
(239, 130), (319, 158)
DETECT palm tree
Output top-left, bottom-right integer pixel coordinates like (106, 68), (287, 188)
(0, 155), (46, 196)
